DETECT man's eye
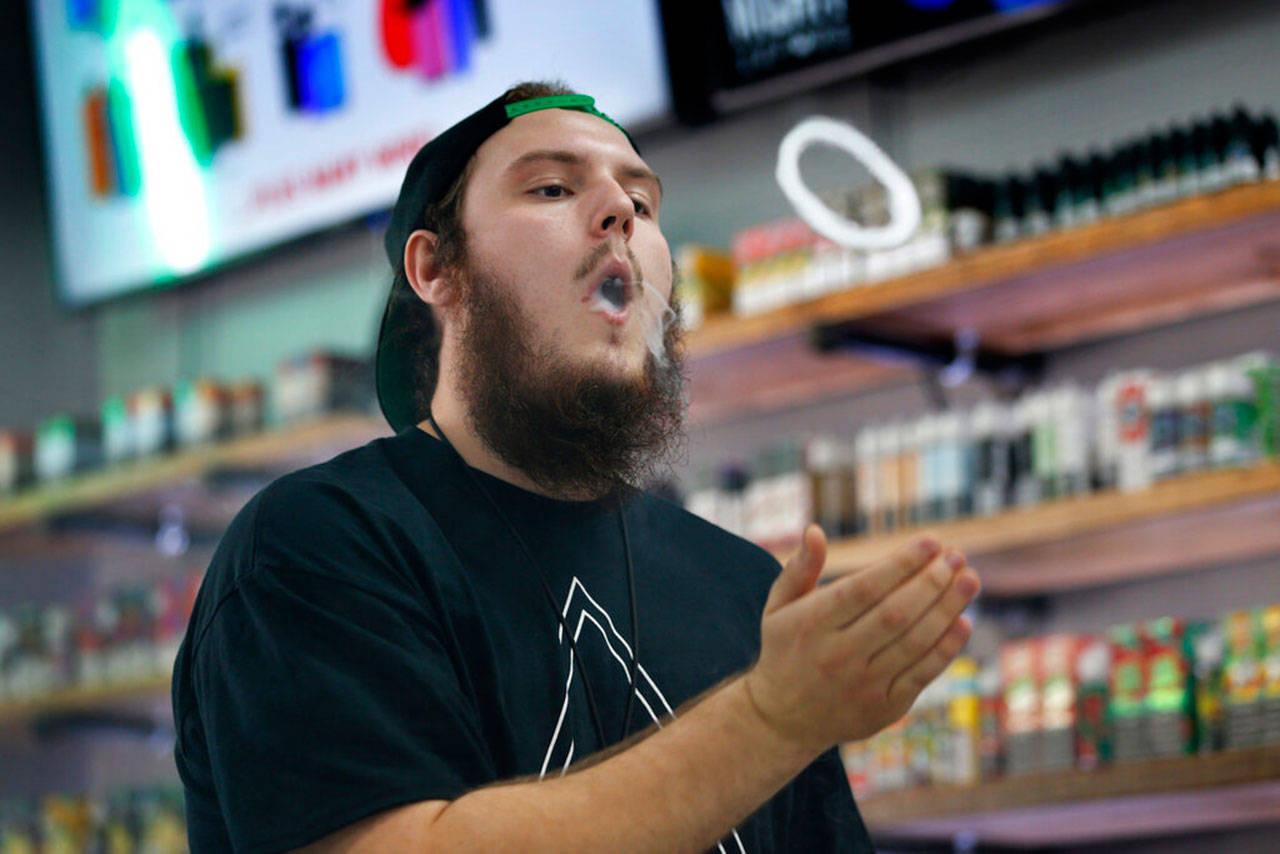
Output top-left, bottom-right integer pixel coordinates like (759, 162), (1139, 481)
(533, 185), (569, 198)
(633, 198), (651, 216)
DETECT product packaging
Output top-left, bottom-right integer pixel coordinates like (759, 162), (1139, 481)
(100, 396), (133, 465)
(1052, 386), (1090, 498)
(0, 430), (34, 494)
(970, 403), (1010, 516)
(1039, 634), (1082, 770)
(853, 428), (879, 535)
(944, 657), (982, 786)
(1221, 609), (1264, 749)
(977, 663), (1004, 779)
(1148, 375), (1181, 480)
(174, 379), (232, 447)
(1000, 640), (1040, 774)
(129, 387), (174, 457)
(675, 244), (734, 331)
(1075, 637), (1112, 770)
(1243, 352), (1279, 458)
(34, 416), (103, 483)
(1208, 358), (1261, 467)
(228, 380), (266, 436)
(1108, 624), (1148, 762)
(1009, 398), (1039, 507)
(876, 425), (902, 532)
(272, 352), (374, 424)
(1143, 617), (1196, 757)
(1260, 605), (1280, 744)
(1176, 369), (1212, 473)
(1109, 370), (1155, 492)
(1191, 622), (1225, 755)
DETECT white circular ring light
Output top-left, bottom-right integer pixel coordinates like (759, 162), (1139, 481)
(775, 116), (921, 251)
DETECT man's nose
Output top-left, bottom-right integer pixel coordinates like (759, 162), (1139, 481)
(595, 191), (635, 241)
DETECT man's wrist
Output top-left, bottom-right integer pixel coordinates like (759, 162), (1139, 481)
(723, 673), (827, 771)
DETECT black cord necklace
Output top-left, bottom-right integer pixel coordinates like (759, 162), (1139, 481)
(425, 413), (641, 751)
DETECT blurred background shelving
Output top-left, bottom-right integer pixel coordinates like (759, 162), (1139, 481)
(5, 0), (1280, 851)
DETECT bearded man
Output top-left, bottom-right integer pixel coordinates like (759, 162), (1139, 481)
(172, 81), (980, 854)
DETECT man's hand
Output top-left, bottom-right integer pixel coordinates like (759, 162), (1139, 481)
(742, 525), (980, 754)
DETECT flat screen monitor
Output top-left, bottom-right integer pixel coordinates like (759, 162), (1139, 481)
(30, 0), (671, 306)
(663, 0), (1089, 123)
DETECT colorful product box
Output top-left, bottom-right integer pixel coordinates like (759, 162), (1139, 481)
(1142, 617), (1196, 757)
(1075, 637), (1112, 770)
(1108, 624), (1148, 762)
(1221, 609), (1265, 749)
(1000, 640), (1040, 774)
(1039, 634), (1083, 770)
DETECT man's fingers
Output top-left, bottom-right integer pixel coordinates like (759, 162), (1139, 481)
(763, 524), (827, 616)
(808, 535), (943, 630)
(886, 615), (973, 706)
(861, 563), (980, 673)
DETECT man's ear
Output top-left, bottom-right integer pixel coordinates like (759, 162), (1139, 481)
(404, 229), (458, 307)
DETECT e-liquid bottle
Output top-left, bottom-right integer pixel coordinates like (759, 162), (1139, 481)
(1170, 125), (1201, 198)
(914, 415), (939, 525)
(1176, 369), (1211, 473)
(1192, 118), (1226, 193)
(993, 175), (1024, 244)
(808, 437), (841, 539)
(1132, 138), (1157, 209)
(1252, 113), (1280, 181)
(1208, 358), (1260, 468)
(1149, 129), (1180, 204)
(1053, 386), (1090, 498)
(1112, 370), (1154, 492)
(936, 411), (968, 520)
(877, 425), (902, 532)
(854, 428), (880, 535)
(1023, 167), (1055, 236)
(897, 422), (921, 529)
(1010, 397), (1040, 507)
(1075, 152), (1106, 224)
(970, 402), (1010, 516)
(1029, 392), (1059, 500)
(1148, 376), (1182, 480)
(1223, 108), (1260, 185)
(1053, 155), (1080, 229)
(1105, 145), (1137, 217)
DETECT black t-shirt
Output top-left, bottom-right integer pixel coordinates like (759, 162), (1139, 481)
(172, 426), (873, 853)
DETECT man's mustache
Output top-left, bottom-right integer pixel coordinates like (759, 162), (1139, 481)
(574, 240), (645, 285)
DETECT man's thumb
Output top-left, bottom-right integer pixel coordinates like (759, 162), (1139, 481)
(764, 524), (827, 616)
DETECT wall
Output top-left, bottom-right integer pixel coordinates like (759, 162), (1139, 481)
(2, 0), (1279, 849)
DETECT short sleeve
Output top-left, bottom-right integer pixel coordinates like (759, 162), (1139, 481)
(191, 563), (495, 854)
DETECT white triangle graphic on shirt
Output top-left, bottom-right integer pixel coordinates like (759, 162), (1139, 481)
(539, 576), (747, 854)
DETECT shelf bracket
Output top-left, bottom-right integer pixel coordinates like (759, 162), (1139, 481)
(810, 321), (1046, 402)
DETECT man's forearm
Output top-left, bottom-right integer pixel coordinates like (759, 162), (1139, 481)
(427, 674), (822, 853)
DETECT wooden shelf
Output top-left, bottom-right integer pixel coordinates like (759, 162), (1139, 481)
(0, 676), (171, 728)
(0, 414), (388, 537)
(682, 181), (1280, 425)
(688, 180), (1280, 358)
(820, 461), (1280, 595)
(861, 745), (1280, 847)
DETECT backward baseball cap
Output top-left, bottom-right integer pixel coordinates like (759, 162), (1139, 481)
(375, 90), (639, 434)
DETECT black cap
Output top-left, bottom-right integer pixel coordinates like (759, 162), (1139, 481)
(375, 92), (638, 433)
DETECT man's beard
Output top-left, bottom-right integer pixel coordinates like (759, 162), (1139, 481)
(452, 259), (687, 501)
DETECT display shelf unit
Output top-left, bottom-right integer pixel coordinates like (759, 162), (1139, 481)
(0, 415), (388, 539)
(860, 745), (1280, 847)
(815, 461), (1280, 595)
(684, 180), (1280, 425)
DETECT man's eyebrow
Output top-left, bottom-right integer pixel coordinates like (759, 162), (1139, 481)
(505, 149), (663, 200)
